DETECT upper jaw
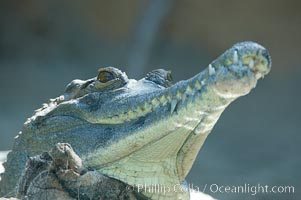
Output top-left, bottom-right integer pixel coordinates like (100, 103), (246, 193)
(31, 41), (271, 126)
(30, 42), (271, 126)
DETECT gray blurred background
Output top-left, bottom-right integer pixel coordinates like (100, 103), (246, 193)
(0, 0), (300, 199)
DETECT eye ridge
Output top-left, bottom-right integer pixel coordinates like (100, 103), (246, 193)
(97, 70), (116, 83)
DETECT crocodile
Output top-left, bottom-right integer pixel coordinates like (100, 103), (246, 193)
(0, 41), (271, 199)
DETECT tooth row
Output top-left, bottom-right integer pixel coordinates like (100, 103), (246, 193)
(168, 81), (204, 114)
(111, 80), (205, 122)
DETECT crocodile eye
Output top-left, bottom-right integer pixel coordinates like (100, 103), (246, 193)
(97, 70), (115, 83)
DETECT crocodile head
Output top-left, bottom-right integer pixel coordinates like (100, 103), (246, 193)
(1, 41), (271, 199)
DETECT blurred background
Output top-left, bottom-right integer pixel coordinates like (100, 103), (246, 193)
(0, 0), (300, 199)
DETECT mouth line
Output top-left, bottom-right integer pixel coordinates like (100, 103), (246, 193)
(33, 60), (260, 126)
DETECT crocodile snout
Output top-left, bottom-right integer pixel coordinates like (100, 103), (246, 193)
(234, 41), (271, 78)
(209, 41), (271, 98)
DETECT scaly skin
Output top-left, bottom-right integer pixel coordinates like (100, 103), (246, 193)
(0, 41), (271, 199)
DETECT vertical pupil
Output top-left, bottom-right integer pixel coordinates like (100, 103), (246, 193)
(98, 71), (114, 82)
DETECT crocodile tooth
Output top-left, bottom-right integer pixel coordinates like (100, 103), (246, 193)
(159, 95), (167, 105)
(136, 106), (143, 114)
(120, 113), (127, 121)
(170, 99), (178, 114)
(127, 110), (135, 119)
(233, 50), (238, 64)
(208, 64), (215, 76)
(166, 95), (172, 102)
(195, 81), (202, 90)
(185, 85), (193, 95)
(151, 98), (160, 108)
(144, 102), (152, 112)
(249, 58), (255, 69)
(135, 105), (144, 114)
(176, 91), (182, 100)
